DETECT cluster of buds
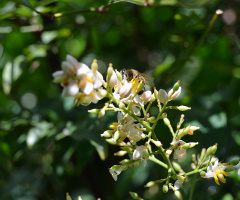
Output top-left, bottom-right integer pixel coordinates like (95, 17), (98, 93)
(53, 55), (238, 198)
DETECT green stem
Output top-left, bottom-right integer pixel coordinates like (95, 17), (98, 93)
(149, 155), (168, 169)
(189, 174), (197, 200)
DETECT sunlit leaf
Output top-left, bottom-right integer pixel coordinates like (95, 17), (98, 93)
(2, 61), (12, 94)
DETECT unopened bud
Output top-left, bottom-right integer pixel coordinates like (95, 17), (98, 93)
(107, 63), (113, 79)
(91, 59), (98, 73)
(98, 109), (105, 119)
(163, 118), (171, 127)
(129, 192), (139, 199)
(200, 171), (206, 177)
(174, 191), (181, 199)
(177, 176), (186, 182)
(142, 90), (152, 102)
(145, 181), (156, 188)
(183, 142), (198, 149)
(173, 80), (180, 92)
(211, 143), (218, 154)
(172, 161), (182, 172)
(150, 139), (162, 147)
(158, 89), (168, 103)
(230, 159), (239, 166)
(162, 185), (169, 193)
(115, 70), (122, 82)
(147, 116), (156, 123)
(106, 138), (117, 145)
(154, 87), (158, 99)
(88, 109), (100, 114)
(225, 166), (235, 172)
(166, 149), (172, 155)
(101, 130), (112, 138)
(119, 101), (125, 109)
(113, 130), (121, 141)
(178, 106), (191, 111)
(114, 150), (128, 156)
(150, 93), (156, 102)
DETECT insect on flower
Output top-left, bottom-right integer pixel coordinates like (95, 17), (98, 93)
(120, 69), (154, 94)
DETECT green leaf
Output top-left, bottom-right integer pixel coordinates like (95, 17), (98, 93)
(2, 61), (12, 94)
(11, 0), (35, 11)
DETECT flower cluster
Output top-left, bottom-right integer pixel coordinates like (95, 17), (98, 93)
(53, 55), (239, 199)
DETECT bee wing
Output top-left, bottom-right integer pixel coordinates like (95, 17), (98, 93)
(140, 73), (155, 87)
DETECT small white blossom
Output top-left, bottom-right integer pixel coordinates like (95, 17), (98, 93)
(168, 87), (181, 100)
(109, 165), (126, 181)
(158, 89), (168, 103)
(203, 159), (230, 185)
(171, 140), (187, 163)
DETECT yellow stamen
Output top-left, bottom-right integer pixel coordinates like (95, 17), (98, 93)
(86, 76), (94, 83)
(213, 173), (220, 185)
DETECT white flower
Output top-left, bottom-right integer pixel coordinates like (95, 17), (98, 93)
(174, 180), (183, 191)
(133, 145), (149, 167)
(168, 87), (181, 100)
(61, 80), (79, 97)
(141, 90), (152, 102)
(203, 159), (230, 185)
(107, 70), (118, 88)
(109, 165), (126, 181)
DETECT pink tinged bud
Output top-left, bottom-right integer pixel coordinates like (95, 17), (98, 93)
(158, 89), (168, 103)
(119, 82), (132, 98)
(168, 87), (181, 100)
(142, 90), (152, 102)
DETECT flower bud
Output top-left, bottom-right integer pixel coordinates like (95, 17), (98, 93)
(88, 109), (100, 114)
(177, 176), (185, 182)
(107, 63), (113, 79)
(142, 90), (152, 102)
(230, 159), (239, 166)
(172, 161), (182, 172)
(166, 149), (172, 155)
(147, 116), (156, 123)
(174, 191), (181, 199)
(101, 130), (112, 138)
(200, 171), (206, 177)
(173, 80), (180, 92)
(119, 101), (125, 109)
(158, 89), (168, 103)
(108, 68), (118, 88)
(177, 106), (191, 111)
(98, 109), (105, 119)
(150, 139), (162, 147)
(168, 86), (181, 100)
(145, 181), (156, 188)
(129, 192), (139, 199)
(162, 185), (169, 193)
(163, 118), (171, 127)
(225, 166), (235, 172)
(113, 130), (121, 141)
(150, 93), (156, 102)
(115, 70), (122, 82)
(114, 150), (128, 156)
(106, 138), (117, 145)
(183, 142), (198, 149)
(91, 59), (98, 73)
(211, 143), (218, 154)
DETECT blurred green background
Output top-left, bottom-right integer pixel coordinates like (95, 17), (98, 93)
(0, 0), (240, 199)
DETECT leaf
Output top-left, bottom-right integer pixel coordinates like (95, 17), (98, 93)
(11, 0), (36, 11)
(2, 61), (12, 94)
(35, 0), (57, 7)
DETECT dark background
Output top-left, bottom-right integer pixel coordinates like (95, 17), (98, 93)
(0, 0), (240, 199)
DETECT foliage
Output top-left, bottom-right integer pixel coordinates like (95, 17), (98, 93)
(0, 0), (240, 200)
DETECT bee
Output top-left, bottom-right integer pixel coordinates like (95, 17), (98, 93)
(120, 69), (154, 94)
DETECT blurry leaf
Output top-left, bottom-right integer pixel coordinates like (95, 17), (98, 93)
(111, 0), (178, 6)
(13, 55), (25, 81)
(2, 61), (12, 94)
(208, 112), (227, 129)
(221, 193), (234, 200)
(90, 139), (108, 160)
(36, 0), (57, 7)
(64, 36), (86, 58)
(154, 55), (175, 77)
(232, 131), (240, 146)
(27, 121), (54, 148)
(41, 31), (58, 44)
(0, 142), (11, 157)
(12, 0), (35, 11)
(25, 44), (47, 60)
